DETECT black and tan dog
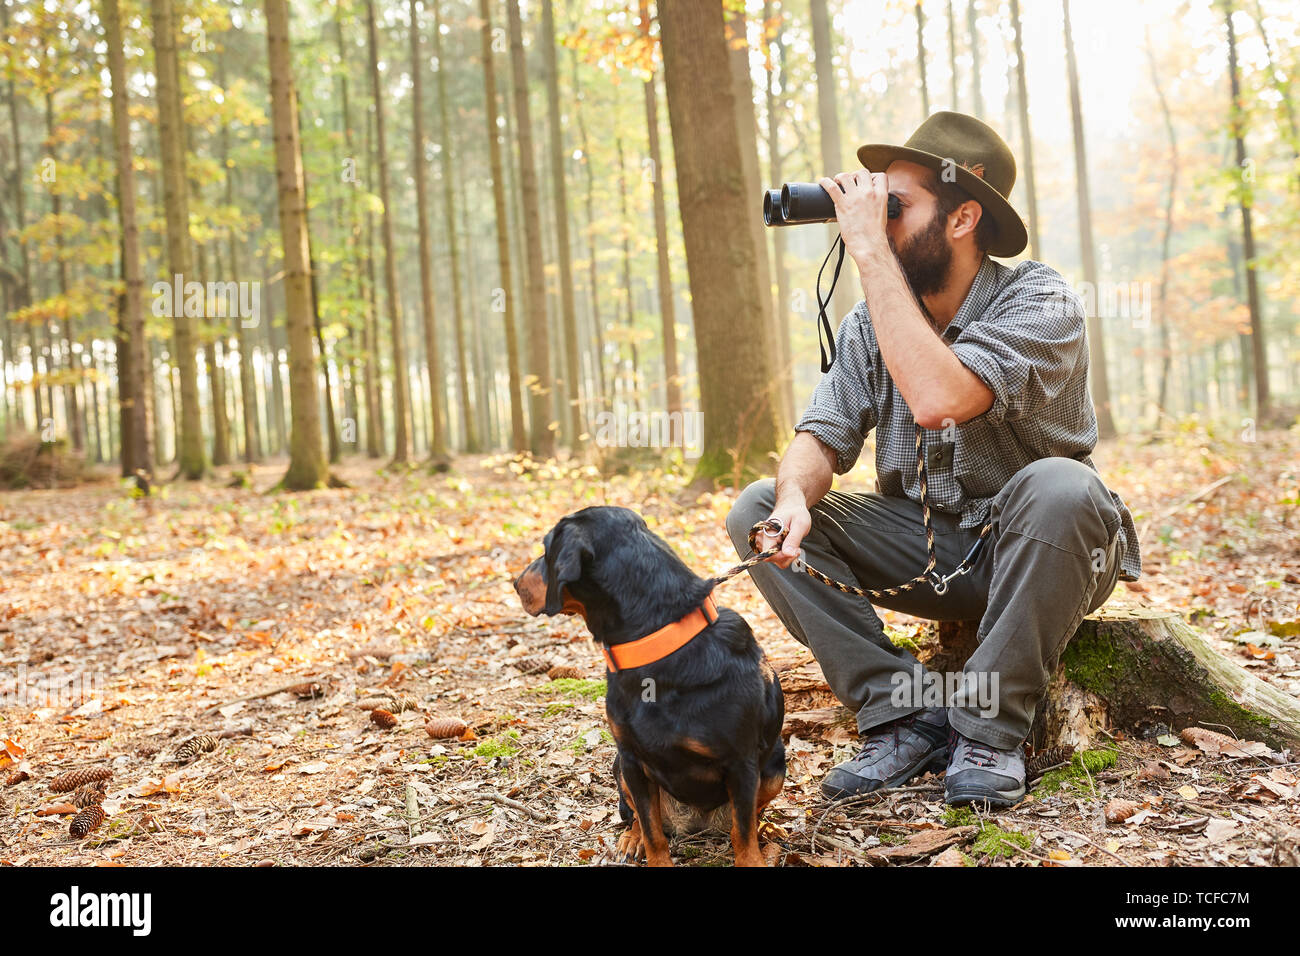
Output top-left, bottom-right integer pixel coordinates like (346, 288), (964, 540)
(514, 506), (785, 867)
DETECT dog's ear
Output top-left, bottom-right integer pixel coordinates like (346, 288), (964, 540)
(543, 524), (593, 616)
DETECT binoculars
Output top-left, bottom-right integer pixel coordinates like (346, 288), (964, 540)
(763, 182), (900, 227)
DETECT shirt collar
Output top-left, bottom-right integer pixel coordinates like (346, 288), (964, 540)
(941, 257), (1003, 340)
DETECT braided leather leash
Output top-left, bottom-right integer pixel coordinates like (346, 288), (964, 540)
(711, 423), (992, 598)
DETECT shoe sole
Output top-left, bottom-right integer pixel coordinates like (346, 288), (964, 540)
(821, 746), (949, 801)
(944, 785), (1026, 808)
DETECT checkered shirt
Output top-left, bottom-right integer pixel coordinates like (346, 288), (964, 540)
(794, 256), (1142, 582)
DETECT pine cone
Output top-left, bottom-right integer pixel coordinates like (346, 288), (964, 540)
(370, 709), (397, 729)
(5, 769), (30, 787)
(546, 665), (583, 680)
(136, 744), (160, 758)
(385, 693), (421, 714)
(1026, 745), (1075, 777)
(1105, 798), (1141, 824)
(511, 656), (552, 676)
(69, 805), (106, 839)
(287, 681), (324, 699)
(176, 735), (218, 762)
(356, 696), (394, 711)
(73, 780), (108, 808)
(425, 717), (469, 739)
(50, 767), (113, 793)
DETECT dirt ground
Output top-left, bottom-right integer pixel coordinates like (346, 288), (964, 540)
(2, 424), (1299, 866)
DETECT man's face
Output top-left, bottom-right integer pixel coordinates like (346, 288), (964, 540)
(883, 160), (953, 300)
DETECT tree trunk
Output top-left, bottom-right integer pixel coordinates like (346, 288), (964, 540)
(967, 0), (984, 117)
(409, 0), (450, 466)
(764, 0), (795, 428)
(1223, 1), (1272, 425)
(924, 611), (1300, 751)
(614, 126), (640, 410)
(45, 91), (83, 454)
(433, 0), (477, 453)
(809, 0), (856, 330)
(1, 2), (34, 430)
(506, 0), (554, 458)
(544, 0), (584, 447)
(1009, 0), (1040, 260)
(266, 0), (328, 490)
(1144, 30), (1176, 431)
(658, 0), (783, 487)
(1062, 0), (1117, 439)
(480, 0), (527, 453)
(366, 0), (413, 464)
(946, 0), (959, 110)
(150, 0), (205, 478)
(914, 0), (931, 119)
(104, 0), (153, 488)
(725, 4), (782, 434)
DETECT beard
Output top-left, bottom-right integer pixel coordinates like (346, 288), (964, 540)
(891, 207), (953, 300)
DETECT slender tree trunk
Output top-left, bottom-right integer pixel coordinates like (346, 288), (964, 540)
(366, 0), (412, 464)
(567, 28), (606, 411)
(1223, 1), (1271, 424)
(505, 0), (554, 457)
(967, 0), (984, 117)
(810, 0), (856, 326)
(764, 0), (795, 427)
(408, 0), (450, 464)
(658, 0), (783, 485)
(1062, 0), (1117, 439)
(104, 0), (153, 487)
(480, 0), (527, 452)
(1009, 0), (1040, 260)
(946, 0), (959, 109)
(150, 0), (205, 478)
(223, 70), (261, 462)
(1144, 30), (1177, 430)
(265, 0), (328, 489)
(542, 0), (584, 446)
(614, 125), (640, 409)
(915, 1), (931, 119)
(45, 92), (83, 454)
(1, 3), (33, 430)
(432, 0), (477, 453)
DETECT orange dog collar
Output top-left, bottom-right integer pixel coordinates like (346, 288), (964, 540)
(601, 591), (719, 672)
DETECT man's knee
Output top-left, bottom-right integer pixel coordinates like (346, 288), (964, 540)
(1005, 458), (1119, 534)
(726, 478), (777, 552)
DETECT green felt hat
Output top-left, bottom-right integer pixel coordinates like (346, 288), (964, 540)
(857, 111), (1029, 258)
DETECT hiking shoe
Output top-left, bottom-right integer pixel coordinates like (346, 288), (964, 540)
(820, 707), (949, 800)
(944, 729), (1026, 807)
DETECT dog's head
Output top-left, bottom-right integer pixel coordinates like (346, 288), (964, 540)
(513, 506), (668, 621)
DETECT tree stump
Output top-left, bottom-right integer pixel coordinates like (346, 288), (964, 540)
(922, 608), (1300, 751)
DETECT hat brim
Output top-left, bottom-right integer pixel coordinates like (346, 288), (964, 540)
(856, 143), (1029, 259)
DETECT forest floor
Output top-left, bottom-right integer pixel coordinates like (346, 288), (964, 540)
(2, 421), (1299, 867)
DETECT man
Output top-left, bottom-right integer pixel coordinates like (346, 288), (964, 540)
(726, 111), (1141, 807)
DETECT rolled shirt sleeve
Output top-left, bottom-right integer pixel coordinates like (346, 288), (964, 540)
(949, 283), (1087, 425)
(794, 305), (878, 474)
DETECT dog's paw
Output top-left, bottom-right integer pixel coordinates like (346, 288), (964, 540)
(615, 824), (646, 864)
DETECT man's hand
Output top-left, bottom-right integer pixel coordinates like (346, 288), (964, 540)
(818, 170), (891, 264)
(757, 493), (812, 571)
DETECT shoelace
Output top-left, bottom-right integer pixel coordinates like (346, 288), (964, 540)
(856, 714), (919, 761)
(949, 728), (1000, 769)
